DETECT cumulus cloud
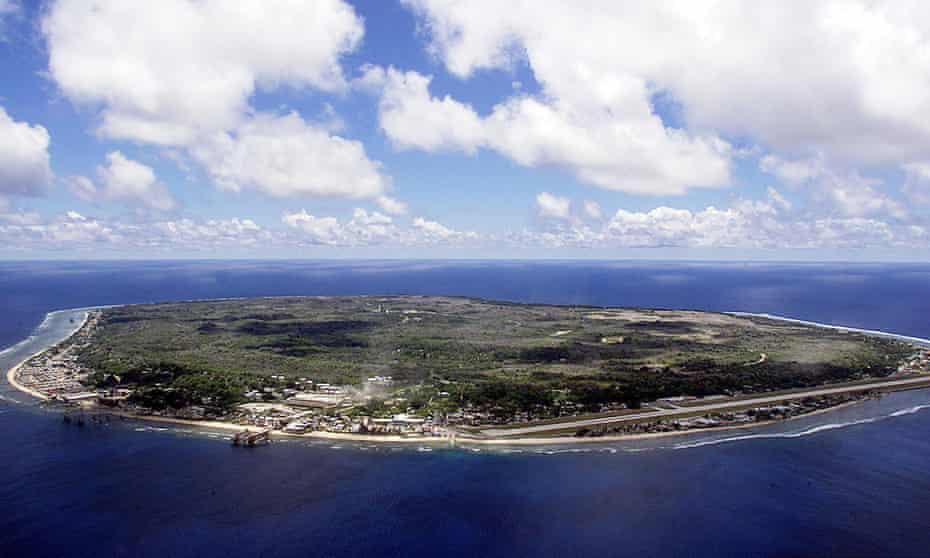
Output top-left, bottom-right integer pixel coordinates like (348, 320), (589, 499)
(0, 106), (53, 197)
(67, 175), (96, 202)
(376, 195), (408, 215)
(1, 194), (923, 255)
(583, 200), (603, 220)
(42, 0), (397, 205)
(141, 217), (268, 248)
(282, 208), (477, 246)
(282, 210), (352, 246)
(822, 172), (907, 220)
(373, 67), (485, 153)
(760, 155), (824, 185)
(536, 192), (571, 220)
(70, 151), (176, 211)
(404, 1), (930, 169)
(903, 162), (930, 204)
(192, 112), (388, 199)
(0, 210), (116, 246)
(515, 187), (921, 250)
(760, 153), (906, 219)
(43, 0), (364, 145)
(411, 216), (478, 243)
(371, 66), (730, 195)
(0, 202), (41, 226)
(0, 210), (272, 252)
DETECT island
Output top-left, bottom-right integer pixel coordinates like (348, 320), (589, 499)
(9, 296), (930, 444)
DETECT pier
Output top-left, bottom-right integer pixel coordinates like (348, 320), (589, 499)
(232, 429), (272, 446)
(62, 409), (112, 427)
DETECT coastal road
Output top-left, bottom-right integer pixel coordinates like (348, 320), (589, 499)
(479, 375), (930, 438)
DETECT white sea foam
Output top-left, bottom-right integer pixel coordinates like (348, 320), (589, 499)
(671, 402), (930, 450)
(728, 311), (930, 347)
(889, 404), (930, 417)
(0, 394), (22, 404)
(0, 336), (36, 357)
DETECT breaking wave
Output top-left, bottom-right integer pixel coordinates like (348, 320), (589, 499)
(672, 403), (930, 450)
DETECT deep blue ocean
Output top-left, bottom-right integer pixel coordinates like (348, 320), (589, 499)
(2, 260), (930, 557)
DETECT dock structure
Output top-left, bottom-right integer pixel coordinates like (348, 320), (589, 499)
(62, 409), (112, 427)
(232, 429), (272, 447)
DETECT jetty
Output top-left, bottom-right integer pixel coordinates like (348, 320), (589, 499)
(232, 429), (272, 447)
(62, 409), (112, 427)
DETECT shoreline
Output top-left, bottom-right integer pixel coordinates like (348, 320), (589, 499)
(6, 351), (50, 401)
(3, 303), (928, 447)
(729, 311), (930, 347)
(93, 398), (870, 447)
(4, 309), (94, 402)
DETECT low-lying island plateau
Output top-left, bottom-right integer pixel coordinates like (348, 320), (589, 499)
(9, 296), (930, 445)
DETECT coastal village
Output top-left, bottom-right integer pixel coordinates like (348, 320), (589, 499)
(12, 309), (930, 443)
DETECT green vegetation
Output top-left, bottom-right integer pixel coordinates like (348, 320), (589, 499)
(75, 296), (912, 415)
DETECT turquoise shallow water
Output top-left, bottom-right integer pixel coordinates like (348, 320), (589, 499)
(2, 261), (930, 557)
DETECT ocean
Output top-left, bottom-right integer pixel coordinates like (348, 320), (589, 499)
(2, 260), (930, 557)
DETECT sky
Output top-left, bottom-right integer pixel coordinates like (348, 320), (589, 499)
(1, 0), (930, 260)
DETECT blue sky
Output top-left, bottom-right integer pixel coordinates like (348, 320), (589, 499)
(0, 0), (929, 260)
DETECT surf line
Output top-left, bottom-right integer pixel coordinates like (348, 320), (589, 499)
(728, 311), (930, 348)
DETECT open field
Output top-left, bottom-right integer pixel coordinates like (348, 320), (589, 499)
(73, 296), (914, 419)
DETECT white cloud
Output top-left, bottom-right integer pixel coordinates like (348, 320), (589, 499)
(282, 208), (399, 246)
(516, 187), (919, 250)
(404, 1), (930, 170)
(0, 106), (53, 197)
(766, 187), (791, 211)
(0, 0), (18, 34)
(1, 192), (922, 255)
(822, 172), (907, 220)
(583, 200), (603, 220)
(98, 151), (176, 211)
(375, 68), (485, 153)
(536, 192), (571, 220)
(760, 155), (824, 185)
(0, 210), (116, 245)
(411, 216), (479, 243)
(411, 217), (453, 239)
(0, 210), (272, 252)
(345, 208), (397, 244)
(282, 208), (477, 246)
(0, 203), (41, 226)
(67, 175), (96, 202)
(143, 217), (268, 248)
(761, 153), (905, 219)
(282, 210), (346, 245)
(372, 66), (730, 195)
(394, 0), (930, 217)
(191, 112), (388, 199)
(71, 151), (176, 211)
(43, 0), (364, 145)
(904, 162), (930, 183)
(43, 1), (397, 206)
(903, 162), (930, 204)
(0, 0), (18, 33)
(376, 195), (408, 215)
